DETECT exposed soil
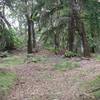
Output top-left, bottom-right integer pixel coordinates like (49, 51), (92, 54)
(4, 51), (100, 100)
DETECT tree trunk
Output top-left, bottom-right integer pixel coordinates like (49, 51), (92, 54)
(27, 18), (33, 53)
(74, 13), (91, 57)
(32, 21), (36, 49)
(68, 13), (75, 51)
(54, 31), (59, 54)
(78, 21), (91, 57)
(90, 24), (96, 53)
(69, 0), (91, 57)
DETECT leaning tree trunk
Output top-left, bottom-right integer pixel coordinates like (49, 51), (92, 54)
(78, 20), (91, 57)
(27, 18), (33, 53)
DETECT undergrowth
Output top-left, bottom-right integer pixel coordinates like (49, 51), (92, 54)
(64, 51), (80, 57)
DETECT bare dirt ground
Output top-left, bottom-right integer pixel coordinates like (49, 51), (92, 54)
(7, 50), (100, 100)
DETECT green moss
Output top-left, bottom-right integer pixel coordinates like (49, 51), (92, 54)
(54, 61), (80, 71)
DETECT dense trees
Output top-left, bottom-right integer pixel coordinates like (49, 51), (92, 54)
(0, 0), (100, 57)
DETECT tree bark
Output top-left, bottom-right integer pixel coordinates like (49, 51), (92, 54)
(32, 21), (36, 49)
(54, 31), (59, 54)
(68, 13), (75, 51)
(78, 21), (91, 57)
(68, 0), (91, 57)
(27, 18), (33, 53)
(74, 6), (91, 57)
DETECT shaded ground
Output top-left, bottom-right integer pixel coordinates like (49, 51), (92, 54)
(1, 50), (100, 100)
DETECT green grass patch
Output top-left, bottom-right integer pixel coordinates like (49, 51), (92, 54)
(54, 61), (80, 71)
(0, 72), (16, 93)
(32, 56), (47, 63)
(0, 55), (24, 67)
(25, 54), (47, 63)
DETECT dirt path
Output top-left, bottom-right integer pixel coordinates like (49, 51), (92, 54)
(7, 53), (100, 100)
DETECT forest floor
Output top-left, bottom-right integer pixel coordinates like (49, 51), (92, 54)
(0, 50), (100, 100)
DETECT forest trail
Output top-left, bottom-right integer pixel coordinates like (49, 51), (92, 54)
(7, 51), (100, 100)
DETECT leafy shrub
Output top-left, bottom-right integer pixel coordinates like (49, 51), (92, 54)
(0, 28), (22, 50)
(87, 32), (97, 49)
(64, 51), (80, 57)
(55, 61), (80, 71)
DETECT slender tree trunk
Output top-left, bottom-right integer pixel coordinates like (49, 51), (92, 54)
(68, 13), (75, 51)
(50, 15), (59, 54)
(90, 27), (95, 53)
(32, 21), (36, 49)
(54, 4), (60, 54)
(27, 18), (33, 53)
(54, 31), (59, 54)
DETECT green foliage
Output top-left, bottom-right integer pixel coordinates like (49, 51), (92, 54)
(0, 72), (16, 92)
(14, 35), (27, 49)
(0, 28), (22, 50)
(87, 33), (96, 48)
(8, 29), (23, 48)
(54, 61), (80, 71)
(64, 51), (80, 57)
